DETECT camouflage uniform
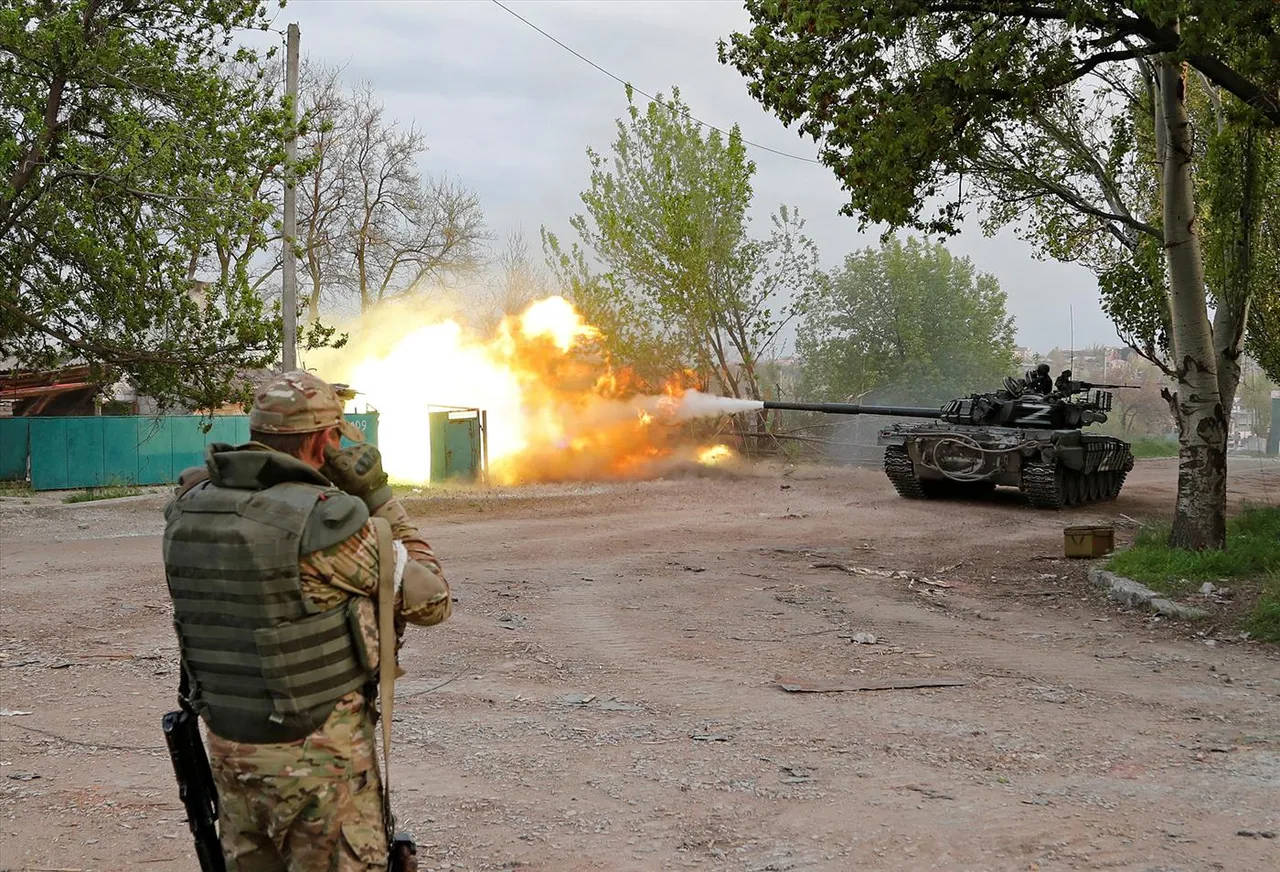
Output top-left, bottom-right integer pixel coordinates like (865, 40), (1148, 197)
(166, 372), (450, 872)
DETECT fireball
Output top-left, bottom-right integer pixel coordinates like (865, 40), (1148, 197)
(304, 296), (740, 485)
(697, 445), (735, 466)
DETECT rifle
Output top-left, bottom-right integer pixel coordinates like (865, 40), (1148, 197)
(162, 689), (226, 872)
(390, 832), (419, 871)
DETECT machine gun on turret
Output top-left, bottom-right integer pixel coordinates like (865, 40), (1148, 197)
(1051, 368), (1138, 398)
(1055, 380), (1139, 396)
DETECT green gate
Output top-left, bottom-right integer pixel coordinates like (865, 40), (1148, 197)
(428, 407), (487, 483)
(0, 418), (29, 480)
(24, 413), (378, 491)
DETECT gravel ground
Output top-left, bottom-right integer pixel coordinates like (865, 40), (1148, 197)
(1, 456), (1278, 871)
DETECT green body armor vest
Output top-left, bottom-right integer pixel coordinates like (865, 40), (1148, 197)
(162, 444), (373, 744)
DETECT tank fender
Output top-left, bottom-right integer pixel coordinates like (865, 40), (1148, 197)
(876, 429), (908, 446)
(1055, 444), (1086, 470)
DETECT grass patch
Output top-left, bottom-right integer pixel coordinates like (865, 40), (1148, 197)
(1129, 436), (1179, 458)
(63, 482), (143, 503)
(1106, 504), (1280, 641)
(1247, 576), (1280, 642)
(0, 480), (33, 497)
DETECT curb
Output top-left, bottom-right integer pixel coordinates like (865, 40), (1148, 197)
(1087, 568), (1208, 620)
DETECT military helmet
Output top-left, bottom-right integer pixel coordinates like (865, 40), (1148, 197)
(249, 370), (364, 442)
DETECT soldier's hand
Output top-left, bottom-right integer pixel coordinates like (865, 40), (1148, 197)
(322, 443), (392, 511)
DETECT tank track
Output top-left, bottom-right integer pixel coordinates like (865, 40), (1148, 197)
(1021, 464), (1130, 508)
(1021, 463), (1064, 508)
(882, 445), (927, 499)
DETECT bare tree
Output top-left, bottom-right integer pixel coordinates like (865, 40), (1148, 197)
(297, 61), (353, 320)
(341, 83), (486, 312)
(474, 227), (549, 334)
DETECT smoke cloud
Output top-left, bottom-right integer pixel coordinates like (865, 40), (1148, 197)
(652, 390), (765, 421)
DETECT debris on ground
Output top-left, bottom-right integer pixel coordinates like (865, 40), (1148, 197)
(810, 563), (952, 588)
(775, 676), (968, 693)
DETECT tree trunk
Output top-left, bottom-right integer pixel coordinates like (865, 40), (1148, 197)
(1158, 57), (1227, 551)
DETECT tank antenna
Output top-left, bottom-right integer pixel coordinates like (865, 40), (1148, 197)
(1069, 305), (1075, 373)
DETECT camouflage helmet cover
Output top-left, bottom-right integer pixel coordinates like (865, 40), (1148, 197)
(248, 370), (364, 442)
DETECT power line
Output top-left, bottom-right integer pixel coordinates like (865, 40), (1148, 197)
(488, 0), (823, 165)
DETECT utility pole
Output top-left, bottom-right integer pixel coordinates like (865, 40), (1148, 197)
(281, 22), (300, 371)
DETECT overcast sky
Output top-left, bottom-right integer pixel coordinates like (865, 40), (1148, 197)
(255, 0), (1121, 353)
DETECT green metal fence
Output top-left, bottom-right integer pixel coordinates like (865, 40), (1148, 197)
(21, 413), (378, 491)
(0, 418), (29, 480)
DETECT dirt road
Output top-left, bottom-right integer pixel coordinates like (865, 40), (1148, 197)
(2, 458), (1278, 871)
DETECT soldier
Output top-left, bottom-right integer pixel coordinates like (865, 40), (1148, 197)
(1025, 363), (1053, 394)
(1055, 368), (1075, 395)
(162, 371), (450, 871)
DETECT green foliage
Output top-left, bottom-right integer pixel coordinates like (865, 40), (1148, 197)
(1107, 504), (1280, 640)
(1240, 127), (1280, 384)
(1128, 436), (1179, 458)
(0, 1), (298, 411)
(722, 2), (1278, 236)
(722, 0), (1280, 550)
(0, 481), (33, 497)
(544, 86), (824, 398)
(722, 1), (1277, 374)
(797, 237), (1016, 405)
(1248, 583), (1280, 643)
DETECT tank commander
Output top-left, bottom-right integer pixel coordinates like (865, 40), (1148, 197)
(1025, 363), (1053, 394)
(1055, 369), (1074, 395)
(162, 370), (451, 870)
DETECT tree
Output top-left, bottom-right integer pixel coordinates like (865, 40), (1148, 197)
(337, 83), (486, 312)
(472, 228), (550, 336)
(0, 0), (295, 411)
(1236, 360), (1276, 446)
(798, 237), (1016, 406)
(1244, 158), (1280, 385)
(544, 86), (824, 401)
(721, 1), (1280, 549)
(295, 60), (352, 321)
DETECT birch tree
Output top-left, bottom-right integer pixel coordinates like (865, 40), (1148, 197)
(721, 0), (1280, 549)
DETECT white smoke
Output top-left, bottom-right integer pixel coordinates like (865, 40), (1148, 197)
(641, 389), (765, 421)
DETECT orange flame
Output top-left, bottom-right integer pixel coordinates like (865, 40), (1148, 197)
(307, 296), (734, 485)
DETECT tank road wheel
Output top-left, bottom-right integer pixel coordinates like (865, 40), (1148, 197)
(1065, 472), (1081, 506)
(1076, 472), (1091, 505)
(1021, 463), (1064, 509)
(882, 445), (928, 499)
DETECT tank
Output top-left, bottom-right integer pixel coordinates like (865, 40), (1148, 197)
(763, 376), (1136, 508)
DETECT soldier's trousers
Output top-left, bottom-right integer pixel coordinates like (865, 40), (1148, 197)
(212, 762), (388, 872)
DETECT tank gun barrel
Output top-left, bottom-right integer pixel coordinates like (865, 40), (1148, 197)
(763, 400), (945, 419)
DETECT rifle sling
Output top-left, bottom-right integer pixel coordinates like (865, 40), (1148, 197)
(372, 516), (397, 845)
